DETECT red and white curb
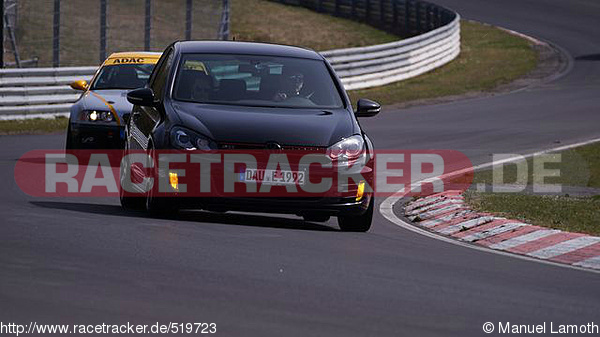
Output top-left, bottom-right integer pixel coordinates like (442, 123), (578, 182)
(404, 191), (600, 271)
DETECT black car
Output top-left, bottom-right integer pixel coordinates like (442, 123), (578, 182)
(121, 41), (381, 232)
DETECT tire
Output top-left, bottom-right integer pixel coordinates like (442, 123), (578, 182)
(119, 132), (146, 210)
(144, 142), (179, 217)
(65, 125), (76, 150)
(337, 198), (374, 232)
(120, 193), (146, 210)
(303, 214), (331, 222)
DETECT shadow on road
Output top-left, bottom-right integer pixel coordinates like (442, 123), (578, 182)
(29, 201), (337, 232)
(575, 53), (600, 61)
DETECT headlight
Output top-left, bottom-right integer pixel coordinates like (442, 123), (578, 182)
(79, 110), (115, 122)
(170, 126), (214, 150)
(327, 135), (365, 161)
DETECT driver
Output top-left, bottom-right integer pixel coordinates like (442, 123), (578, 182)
(273, 67), (304, 101)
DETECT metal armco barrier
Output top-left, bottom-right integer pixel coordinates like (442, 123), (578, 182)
(273, 0), (460, 90)
(0, 0), (459, 119)
(0, 66), (95, 118)
(323, 13), (460, 90)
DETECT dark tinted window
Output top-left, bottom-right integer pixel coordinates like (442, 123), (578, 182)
(150, 49), (174, 99)
(172, 54), (344, 109)
(90, 64), (154, 90)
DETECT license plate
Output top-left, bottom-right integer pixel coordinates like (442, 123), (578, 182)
(240, 169), (305, 186)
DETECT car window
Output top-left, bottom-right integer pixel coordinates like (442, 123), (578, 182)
(150, 49), (174, 100)
(90, 64), (154, 90)
(172, 54), (344, 109)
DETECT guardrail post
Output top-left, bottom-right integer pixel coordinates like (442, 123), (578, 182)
(404, 0), (411, 36)
(0, 0), (3, 68)
(99, 0), (107, 63)
(218, 0), (230, 40)
(144, 0), (152, 51)
(415, 0), (421, 33)
(425, 3), (431, 30)
(392, 0), (398, 28)
(53, 0), (60, 67)
(185, 0), (192, 40)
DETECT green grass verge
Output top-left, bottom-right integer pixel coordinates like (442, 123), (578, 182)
(466, 193), (600, 235)
(232, 2), (538, 106)
(0, 117), (68, 135)
(348, 21), (538, 105)
(465, 141), (600, 235)
(231, 0), (398, 50)
(472, 142), (600, 188)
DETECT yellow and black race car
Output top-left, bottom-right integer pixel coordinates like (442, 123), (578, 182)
(66, 52), (161, 149)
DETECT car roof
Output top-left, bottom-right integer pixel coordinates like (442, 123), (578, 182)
(108, 51), (162, 58)
(175, 41), (323, 60)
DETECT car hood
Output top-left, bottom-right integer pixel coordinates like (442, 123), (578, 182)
(171, 102), (357, 147)
(81, 89), (133, 118)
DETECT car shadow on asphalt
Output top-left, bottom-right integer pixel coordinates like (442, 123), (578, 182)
(29, 201), (337, 232)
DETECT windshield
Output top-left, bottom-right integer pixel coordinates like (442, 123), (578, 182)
(91, 63), (155, 90)
(172, 54), (344, 109)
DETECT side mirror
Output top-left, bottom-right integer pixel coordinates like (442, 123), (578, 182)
(127, 88), (155, 106)
(70, 80), (88, 91)
(355, 99), (381, 117)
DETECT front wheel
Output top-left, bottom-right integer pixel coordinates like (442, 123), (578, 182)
(145, 142), (179, 217)
(337, 198), (374, 232)
(65, 125), (76, 150)
(119, 133), (146, 210)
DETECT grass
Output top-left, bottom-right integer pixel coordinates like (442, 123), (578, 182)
(464, 141), (600, 235)
(347, 21), (538, 105)
(471, 142), (600, 188)
(231, 0), (398, 50)
(466, 193), (600, 235)
(0, 117), (68, 135)
(232, 2), (538, 106)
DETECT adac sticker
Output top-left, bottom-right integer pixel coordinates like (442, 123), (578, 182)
(106, 57), (152, 65)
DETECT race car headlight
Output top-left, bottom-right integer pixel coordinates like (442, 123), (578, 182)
(327, 135), (365, 161)
(79, 110), (116, 123)
(170, 126), (214, 150)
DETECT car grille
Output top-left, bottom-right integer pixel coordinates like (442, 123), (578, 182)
(217, 142), (324, 152)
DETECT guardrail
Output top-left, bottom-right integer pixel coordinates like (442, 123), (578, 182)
(0, 67), (95, 119)
(0, 0), (459, 119)
(323, 13), (459, 90)
(273, 0), (460, 90)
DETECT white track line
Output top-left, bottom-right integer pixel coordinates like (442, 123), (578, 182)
(379, 137), (600, 274)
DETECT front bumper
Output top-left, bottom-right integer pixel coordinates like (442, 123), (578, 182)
(69, 123), (124, 149)
(176, 195), (373, 217)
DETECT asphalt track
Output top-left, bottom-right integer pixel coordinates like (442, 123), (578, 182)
(1, 1), (600, 336)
